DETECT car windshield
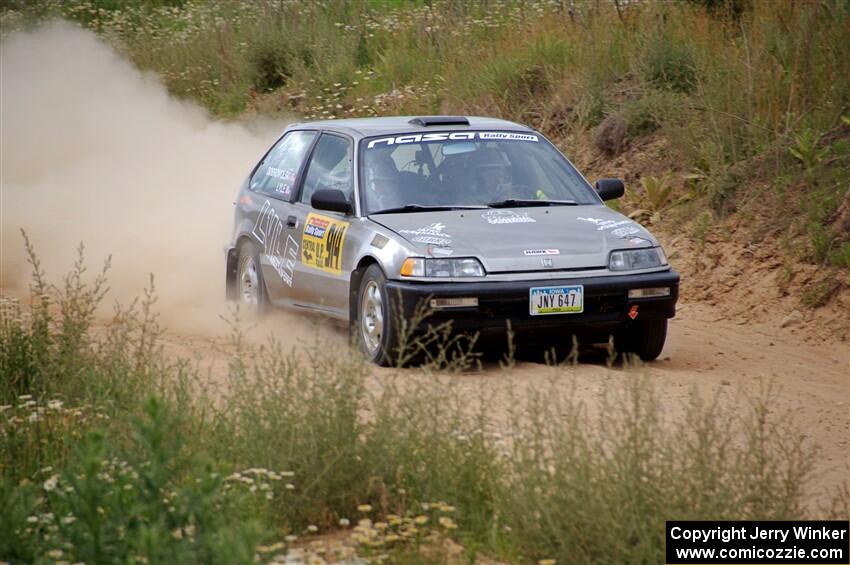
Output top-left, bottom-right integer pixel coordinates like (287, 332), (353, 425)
(360, 131), (599, 214)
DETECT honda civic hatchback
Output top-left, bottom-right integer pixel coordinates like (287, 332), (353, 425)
(225, 116), (679, 365)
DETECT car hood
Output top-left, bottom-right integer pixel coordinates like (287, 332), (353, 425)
(368, 205), (658, 273)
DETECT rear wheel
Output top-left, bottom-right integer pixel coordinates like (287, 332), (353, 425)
(615, 319), (667, 361)
(236, 240), (268, 315)
(355, 264), (400, 366)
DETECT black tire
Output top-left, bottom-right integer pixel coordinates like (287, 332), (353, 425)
(236, 240), (269, 315)
(615, 319), (667, 361)
(353, 264), (400, 366)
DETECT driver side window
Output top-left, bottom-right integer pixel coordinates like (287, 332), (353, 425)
(300, 134), (353, 205)
(250, 131), (316, 198)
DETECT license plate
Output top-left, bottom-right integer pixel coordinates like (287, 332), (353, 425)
(529, 285), (584, 316)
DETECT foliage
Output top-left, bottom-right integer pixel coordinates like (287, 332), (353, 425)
(1, 400), (266, 564)
(643, 30), (697, 94)
(642, 174), (675, 213)
(789, 129), (829, 173)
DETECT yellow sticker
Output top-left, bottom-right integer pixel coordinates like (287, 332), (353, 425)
(301, 213), (349, 275)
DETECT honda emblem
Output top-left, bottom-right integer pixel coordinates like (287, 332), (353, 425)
(541, 258), (554, 268)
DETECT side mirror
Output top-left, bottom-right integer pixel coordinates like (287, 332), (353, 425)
(311, 189), (353, 215)
(595, 178), (624, 201)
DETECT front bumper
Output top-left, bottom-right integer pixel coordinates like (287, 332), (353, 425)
(385, 269), (679, 335)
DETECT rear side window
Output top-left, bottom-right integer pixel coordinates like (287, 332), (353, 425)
(300, 134), (353, 205)
(251, 131), (317, 198)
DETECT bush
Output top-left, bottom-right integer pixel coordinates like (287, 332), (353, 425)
(500, 379), (812, 563)
(249, 40), (292, 93)
(1, 400), (268, 564)
(593, 114), (627, 155)
(643, 32), (697, 94)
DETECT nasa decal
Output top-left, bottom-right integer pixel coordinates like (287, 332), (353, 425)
(366, 131), (538, 149)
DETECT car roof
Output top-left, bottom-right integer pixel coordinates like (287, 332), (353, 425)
(285, 115), (534, 139)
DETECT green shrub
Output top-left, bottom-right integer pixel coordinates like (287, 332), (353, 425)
(829, 242), (850, 269)
(800, 276), (841, 308)
(500, 379), (812, 563)
(790, 129), (829, 173)
(692, 209), (715, 247)
(643, 32), (697, 93)
(249, 40), (292, 93)
(1, 399), (267, 564)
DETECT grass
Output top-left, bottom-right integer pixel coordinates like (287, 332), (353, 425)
(2, 238), (845, 563)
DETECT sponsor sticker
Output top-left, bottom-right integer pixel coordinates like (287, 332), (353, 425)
(482, 210), (536, 224)
(523, 249), (560, 256)
(429, 245), (454, 257)
(370, 234), (389, 249)
(251, 200), (298, 286)
(577, 217), (639, 232)
(611, 226), (640, 237)
(266, 167), (297, 196)
(302, 213), (349, 275)
(304, 215), (329, 238)
(399, 222), (452, 246)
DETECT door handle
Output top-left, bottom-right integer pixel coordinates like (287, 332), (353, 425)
(286, 215), (297, 228)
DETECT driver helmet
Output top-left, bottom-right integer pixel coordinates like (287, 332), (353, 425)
(468, 147), (512, 200)
(366, 152), (399, 190)
(365, 152), (401, 208)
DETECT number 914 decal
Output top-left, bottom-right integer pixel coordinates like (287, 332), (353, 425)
(301, 213), (349, 275)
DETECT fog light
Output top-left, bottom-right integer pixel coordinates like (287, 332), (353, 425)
(429, 297), (478, 309)
(628, 287), (670, 299)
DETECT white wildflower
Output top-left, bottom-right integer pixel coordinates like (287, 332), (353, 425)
(43, 474), (59, 492)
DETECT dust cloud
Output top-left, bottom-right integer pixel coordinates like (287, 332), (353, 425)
(1, 21), (287, 334)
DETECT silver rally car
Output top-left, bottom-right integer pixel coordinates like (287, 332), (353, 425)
(226, 116), (679, 365)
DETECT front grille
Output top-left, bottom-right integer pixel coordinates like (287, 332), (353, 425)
(488, 266), (607, 275)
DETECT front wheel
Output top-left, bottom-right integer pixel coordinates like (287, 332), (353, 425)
(355, 264), (400, 366)
(615, 318), (668, 361)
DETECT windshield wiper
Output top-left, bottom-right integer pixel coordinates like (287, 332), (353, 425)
(486, 199), (578, 208)
(370, 204), (488, 215)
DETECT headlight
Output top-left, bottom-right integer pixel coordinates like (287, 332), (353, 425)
(609, 247), (667, 271)
(400, 257), (485, 277)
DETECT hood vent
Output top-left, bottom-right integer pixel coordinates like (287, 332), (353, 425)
(408, 116), (470, 127)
